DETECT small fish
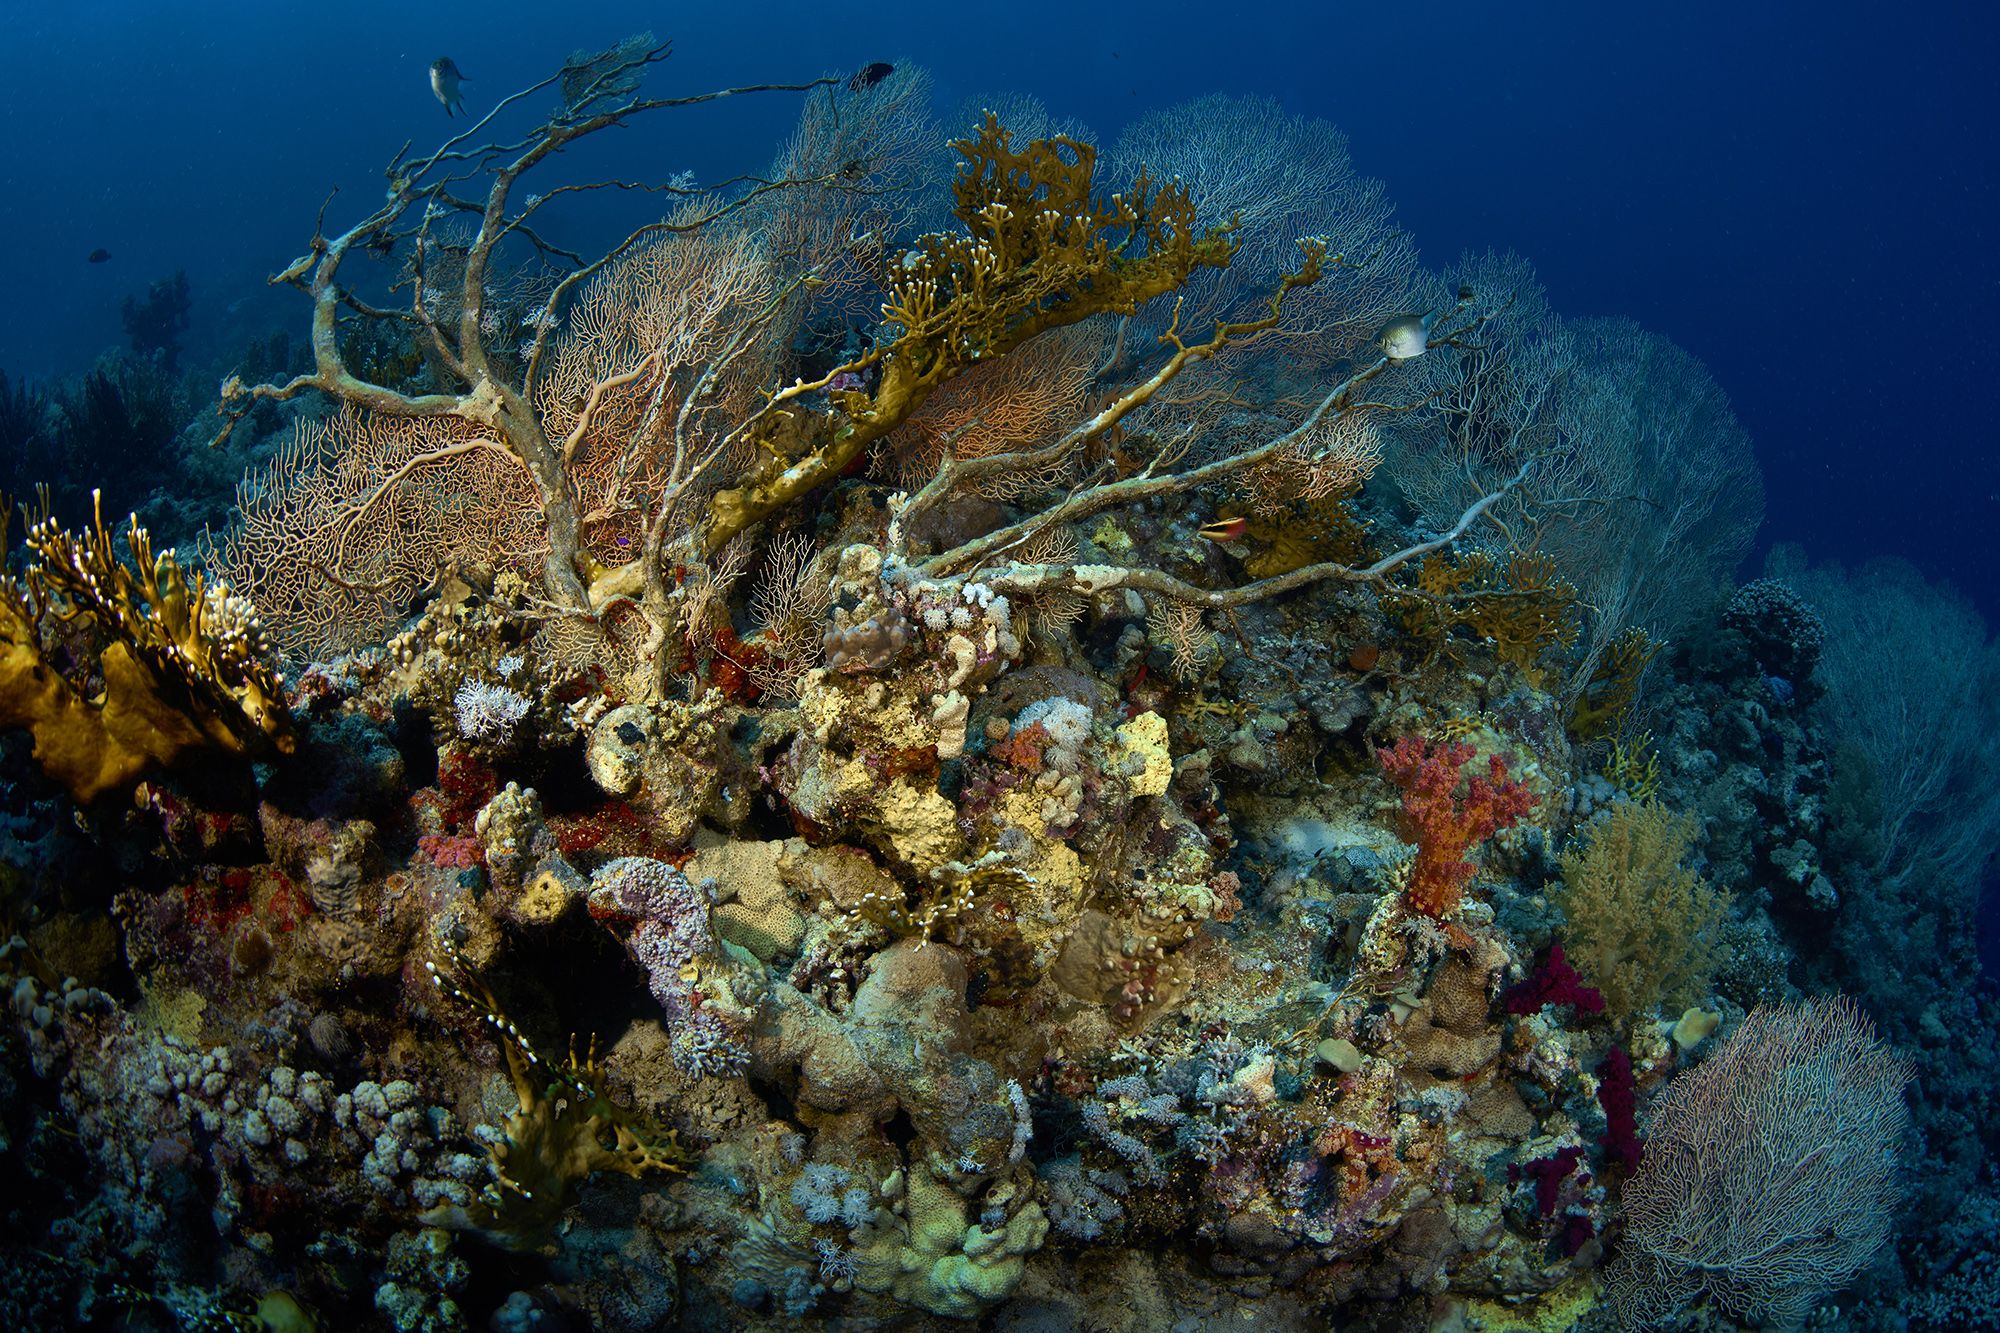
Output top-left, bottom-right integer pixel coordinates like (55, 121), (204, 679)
(1377, 313), (1429, 362)
(848, 62), (895, 92)
(1198, 516), (1250, 543)
(430, 57), (469, 117)
(87, 248), (111, 264)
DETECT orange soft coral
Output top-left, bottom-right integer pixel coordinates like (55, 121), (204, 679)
(1377, 736), (1535, 918)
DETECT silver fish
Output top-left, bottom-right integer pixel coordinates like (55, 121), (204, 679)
(430, 57), (468, 117)
(1377, 313), (1429, 362)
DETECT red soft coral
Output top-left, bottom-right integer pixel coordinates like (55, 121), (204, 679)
(1377, 736), (1535, 917)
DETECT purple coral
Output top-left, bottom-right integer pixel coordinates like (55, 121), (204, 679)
(588, 857), (746, 1076)
(1501, 943), (1605, 1017)
(1597, 1045), (1642, 1171)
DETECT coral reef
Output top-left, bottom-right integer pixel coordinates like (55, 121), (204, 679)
(1, 35), (1980, 1333)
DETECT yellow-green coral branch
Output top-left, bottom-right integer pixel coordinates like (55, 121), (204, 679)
(0, 492), (293, 801)
(697, 113), (1241, 555)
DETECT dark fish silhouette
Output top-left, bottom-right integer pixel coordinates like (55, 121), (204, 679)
(430, 57), (469, 117)
(87, 248), (111, 264)
(848, 62), (894, 92)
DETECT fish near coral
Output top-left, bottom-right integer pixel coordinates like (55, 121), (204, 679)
(1198, 516), (1250, 543)
(430, 57), (469, 117)
(1376, 313), (1429, 362)
(849, 61), (895, 92)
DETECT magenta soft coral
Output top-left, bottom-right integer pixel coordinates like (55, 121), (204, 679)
(1502, 943), (1605, 1016)
(1596, 1044), (1642, 1171)
(1376, 736), (1536, 917)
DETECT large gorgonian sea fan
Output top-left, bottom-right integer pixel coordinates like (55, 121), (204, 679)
(1609, 995), (1912, 1330)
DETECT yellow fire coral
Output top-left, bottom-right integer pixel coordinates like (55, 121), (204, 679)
(0, 490), (293, 801)
(1570, 625), (1661, 741)
(424, 953), (686, 1253)
(1387, 550), (1580, 686)
(704, 112), (1240, 551)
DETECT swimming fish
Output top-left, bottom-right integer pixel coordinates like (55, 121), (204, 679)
(87, 248), (111, 264)
(848, 62), (895, 92)
(430, 57), (469, 117)
(1198, 516), (1250, 543)
(1376, 313), (1429, 362)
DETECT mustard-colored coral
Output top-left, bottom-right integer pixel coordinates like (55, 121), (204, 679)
(1237, 493), (1374, 580)
(868, 778), (964, 874)
(1388, 550), (1580, 685)
(0, 491), (294, 801)
(1570, 625), (1660, 741)
(1114, 710), (1173, 798)
(704, 113), (1240, 551)
(424, 959), (686, 1252)
(851, 1167), (1048, 1318)
(1461, 1275), (1600, 1331)
(429, 1036), (685, 1252)
(1604, 731), (1661, 804)
(1555, 802), (1732, 1025)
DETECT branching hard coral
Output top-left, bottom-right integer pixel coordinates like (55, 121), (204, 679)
(0, 490), (294, 801)
(423, 946), (687, 1252)
(1601, 730), (1661, 804)
(1554, 801), (1731, 1025)
(1376, 736), (1535, 918)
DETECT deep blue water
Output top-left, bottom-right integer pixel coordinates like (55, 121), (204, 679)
(3, 2), (1992, 622)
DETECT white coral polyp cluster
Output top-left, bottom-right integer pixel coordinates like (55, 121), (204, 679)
(1015, 697), (1092, 756)
(453, 679), (532, 744)
(1014, 697), (1095, 829)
